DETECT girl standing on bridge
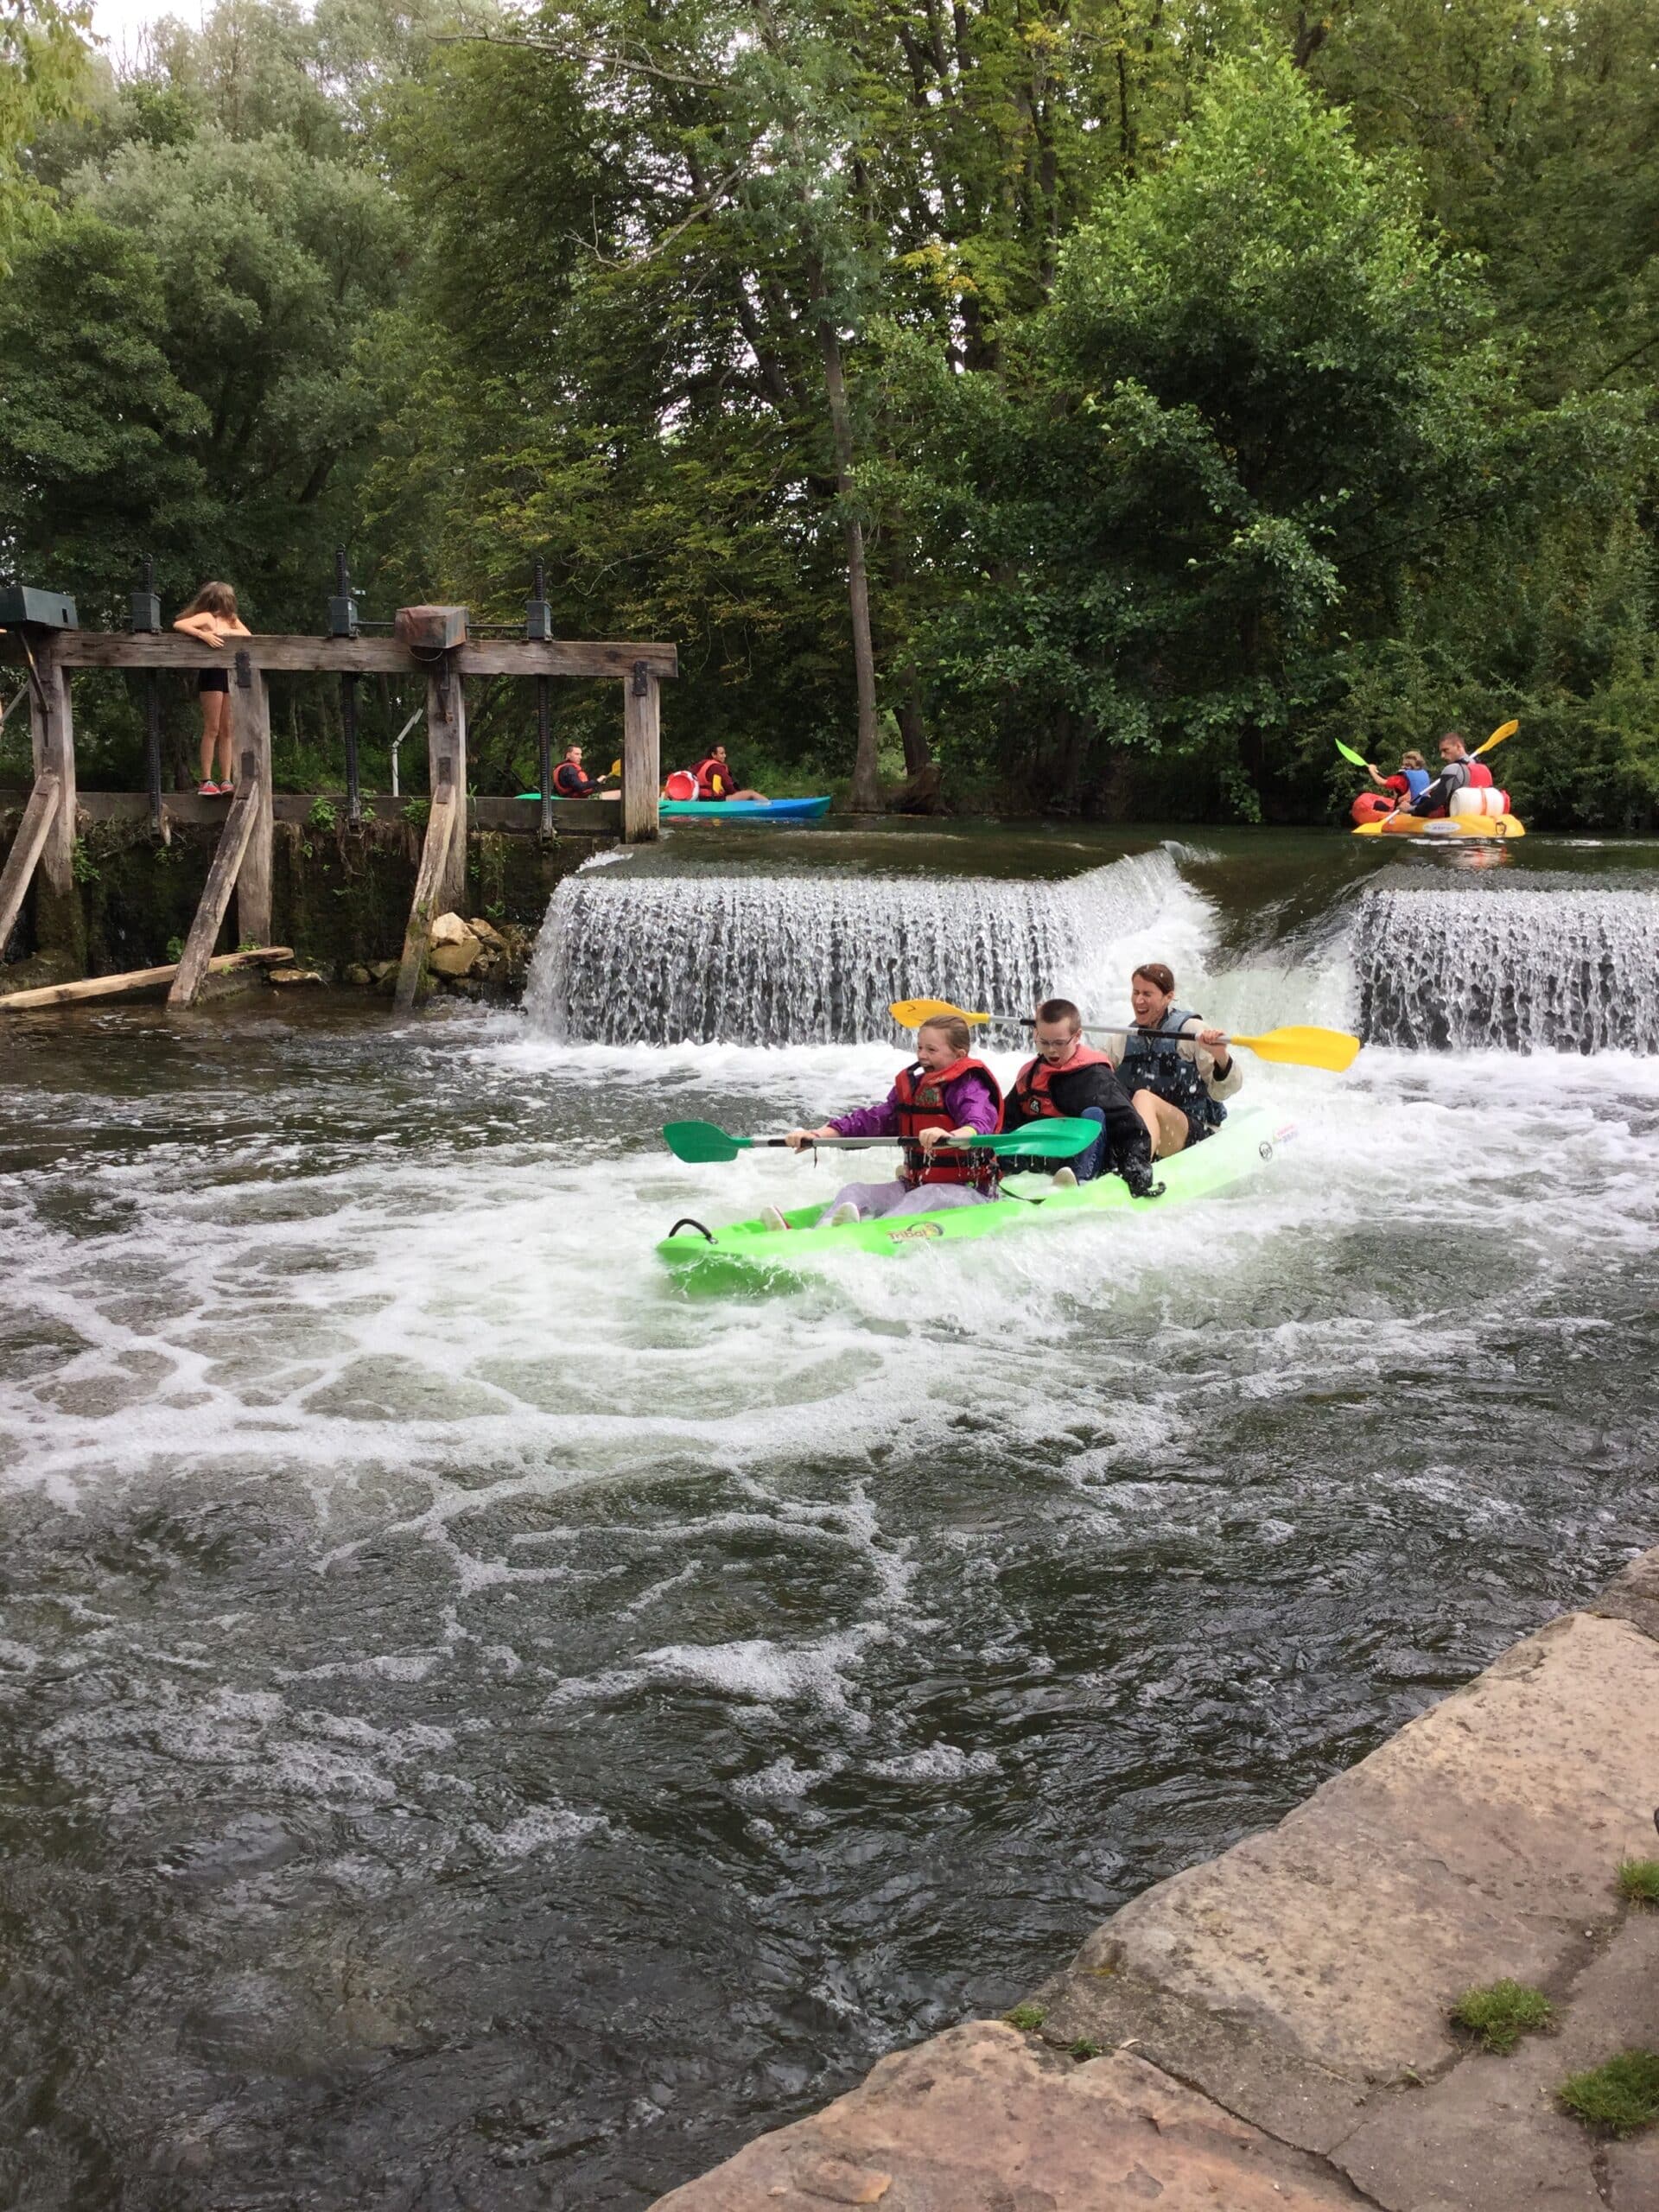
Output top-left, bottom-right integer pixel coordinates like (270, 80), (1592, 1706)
(173, 582), (250, 795)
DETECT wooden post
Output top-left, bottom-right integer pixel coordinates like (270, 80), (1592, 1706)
(426, 657), (467, 913)
(621, 659), (660, 843)
(168, 753), (261, 1008)
(232, 650), (274, 949)
(26, 635), (77, 897)
(393, 756), (458, 1014)
(0, 771), (62, 957)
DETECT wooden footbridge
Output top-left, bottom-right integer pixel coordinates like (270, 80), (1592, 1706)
(0, 594), (674, 1010)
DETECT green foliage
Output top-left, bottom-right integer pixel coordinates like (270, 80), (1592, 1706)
(1618, 1859), (1659, 1907)
(1450, 1980), (1553, 2055)
(401, 798), (429, 827)
(165, 934), (184, 963)
(1004, 2003), (1046, 2031)
(68, 837), (97, 884)
(3, 0), (1658, 823)
(1068, 2037), (1103, 2061)
(307, 796), (338, 831)
(1557, 2050), (1659, 2137)
(0, 0), (90, 257)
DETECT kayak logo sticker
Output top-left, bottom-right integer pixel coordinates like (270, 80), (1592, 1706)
(887, 1222), (944, 1243)
(1259, 1141), (1274, 1160)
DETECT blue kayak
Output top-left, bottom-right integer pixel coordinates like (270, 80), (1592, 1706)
(521, 794), (831, 821)
(662, 796), (830, 821)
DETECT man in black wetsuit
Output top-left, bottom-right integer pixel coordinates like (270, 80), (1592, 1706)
(1003, 998), (1157, 1197)
(1406, 731), (1484, 817)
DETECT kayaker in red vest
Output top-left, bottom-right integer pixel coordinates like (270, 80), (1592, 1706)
(1004, 998), (1157, 1198)
(551, 744), (618, 799)
(760, 1014), (1002, 1230)
(693, 744), (768, 804)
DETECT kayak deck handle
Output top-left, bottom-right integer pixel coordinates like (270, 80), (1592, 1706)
(666, 1217), (716, 1243)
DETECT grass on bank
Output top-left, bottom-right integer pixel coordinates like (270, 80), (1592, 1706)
(1558, 2050), (1659, 2136)
(1004, 2003), (1046, 2032)
(1449, 1980), (1554, 2054)
(1617, 1857), (1659, 1906)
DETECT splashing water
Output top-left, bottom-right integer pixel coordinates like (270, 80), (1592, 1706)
(1355, 884), (1659, 1052)
(524, 849), (1213, 1044)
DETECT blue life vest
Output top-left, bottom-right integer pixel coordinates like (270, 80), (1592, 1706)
(1118, 1007), (1227, 1131)
(1403, 767), (1432, 798)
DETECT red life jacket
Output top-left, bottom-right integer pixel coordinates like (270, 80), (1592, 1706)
(1013, 1039), (1114, 1119)
(893, 1057), (1004, 1188)
(1466, 759), (1494, 788)
(692, 755), (733, 799)
(552, 760), (590, 797)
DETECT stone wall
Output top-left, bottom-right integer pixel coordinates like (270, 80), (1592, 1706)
(0, 798), (613, 989)
(654, 1550), (1659, 2211)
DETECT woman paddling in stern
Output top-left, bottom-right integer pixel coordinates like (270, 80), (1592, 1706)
(760, 1014), (1003, 1230)
(1099, 963), (1242, 1160)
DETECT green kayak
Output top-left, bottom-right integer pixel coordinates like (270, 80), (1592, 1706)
(658, 1104), (1292, 1293)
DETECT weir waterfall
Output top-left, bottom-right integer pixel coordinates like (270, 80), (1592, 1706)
(526, 842), (1659, 1054)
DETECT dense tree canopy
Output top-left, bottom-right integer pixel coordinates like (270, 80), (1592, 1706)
(1, 0), (1656, 821)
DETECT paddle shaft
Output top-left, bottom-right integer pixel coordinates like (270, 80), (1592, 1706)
(747, 1133), (991, 1153)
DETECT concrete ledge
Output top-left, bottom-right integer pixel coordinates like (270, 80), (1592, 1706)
(656, 1552), (1659, 2211)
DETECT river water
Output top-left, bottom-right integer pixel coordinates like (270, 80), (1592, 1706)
(2, 827), (1656, 2208)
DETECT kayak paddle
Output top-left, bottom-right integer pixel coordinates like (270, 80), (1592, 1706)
(888, 1000), (1361, 1074)
(663, 1117), (1103, 1164)
(1334, 738), (1371, 769)
(1473, 719), (1518, 760)
(890, 996), (992, 1028)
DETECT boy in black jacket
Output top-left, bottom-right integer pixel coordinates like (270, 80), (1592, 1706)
(1004, 999), (1157, 1197)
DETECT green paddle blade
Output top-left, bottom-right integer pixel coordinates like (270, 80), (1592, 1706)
(1334, 738), (1370, 769)
(983, 1117), (1100, 1160)
(663, 1120), (745, 1163)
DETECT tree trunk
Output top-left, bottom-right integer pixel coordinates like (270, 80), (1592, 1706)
(898, 671), (931, 776)
(810, 262), (882, 813)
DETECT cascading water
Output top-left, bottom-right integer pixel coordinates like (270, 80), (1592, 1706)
(1355, 883), (1659, 1052)
(524, 849), (1212, 1044)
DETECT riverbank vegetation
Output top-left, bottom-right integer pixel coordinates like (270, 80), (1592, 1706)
(2, 0), (1656, 823)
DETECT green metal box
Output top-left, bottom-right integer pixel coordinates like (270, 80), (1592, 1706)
(0, 586), (79, 629)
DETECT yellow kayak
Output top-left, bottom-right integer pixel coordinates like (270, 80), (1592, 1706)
(1353, 813), (1526, 840)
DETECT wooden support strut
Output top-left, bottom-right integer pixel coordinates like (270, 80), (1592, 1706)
(168, 752), (262, 1008)
(0, 771), (62, 957)
(231, 650), (274, 950)
(621, 659), (661, 843)
(393, 755), (458, 1014)
(2, 948), (292, 1012)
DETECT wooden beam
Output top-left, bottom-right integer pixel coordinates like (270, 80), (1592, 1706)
(231, 652), (274, 947)
(457, 640), (677, 680)
(1, 947), (292, 1012)
(427, 662), (467, 917)
(168, 753), (261, 1008)
(621, 663), (661, 843)
(393, 763), (458, 1014)
(44, 632), (679, 679)
(0, 770), (61, 956)
(26, 638), (76, 899)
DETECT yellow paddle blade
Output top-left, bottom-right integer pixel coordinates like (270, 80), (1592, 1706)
(888, 997), (992, 1028)
(1473, 719), (1518, 759)
(1230, 1025), (1362, 1072)
(609, 759), (622, 777)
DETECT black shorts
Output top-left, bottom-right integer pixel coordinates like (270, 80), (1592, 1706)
(197, 669), (229, 696)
